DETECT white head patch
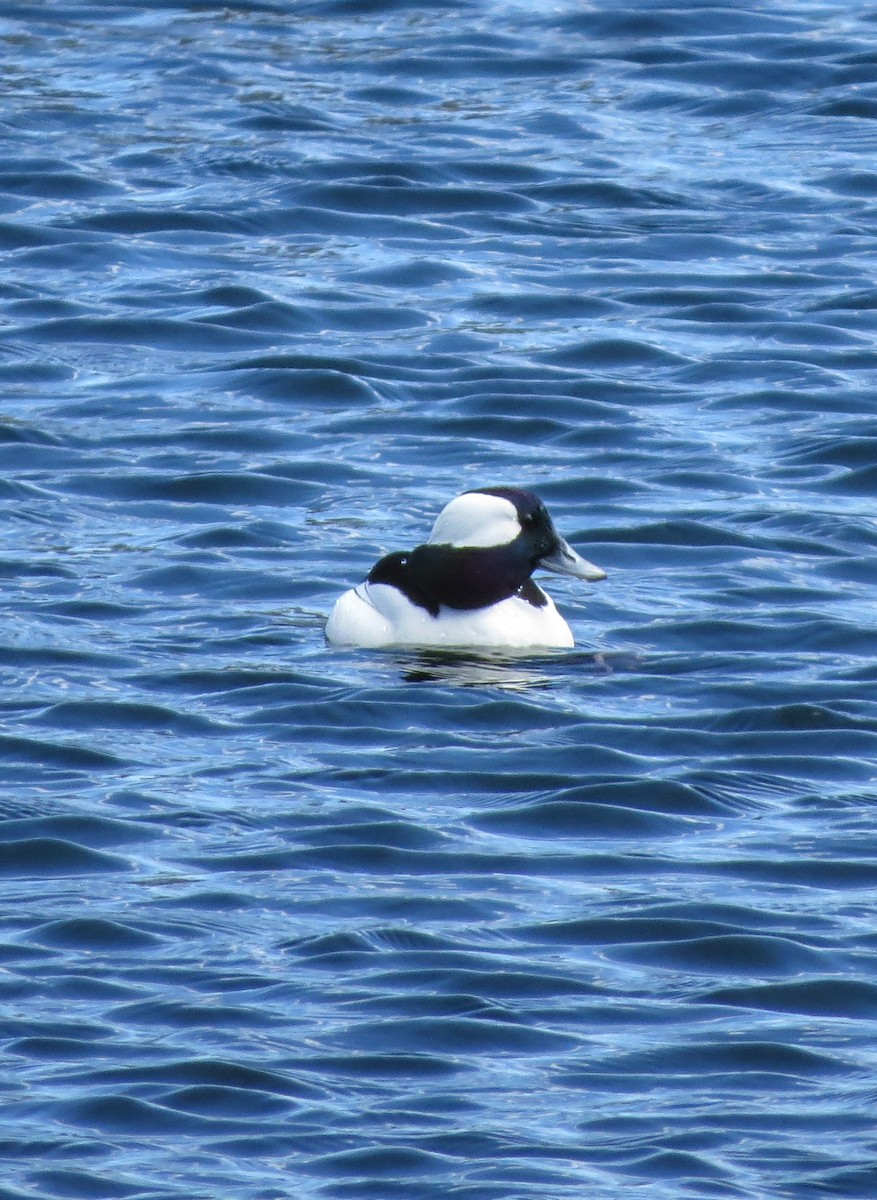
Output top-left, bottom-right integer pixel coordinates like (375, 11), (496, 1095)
(428, 492), (520, 549)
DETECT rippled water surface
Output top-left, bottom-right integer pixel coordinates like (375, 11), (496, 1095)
(2, 1), (877, 1197)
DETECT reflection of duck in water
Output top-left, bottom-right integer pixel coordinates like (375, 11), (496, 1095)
(326, 487), (606, 650)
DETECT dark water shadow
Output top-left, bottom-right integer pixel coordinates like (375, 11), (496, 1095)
(391, 647), (644, 689)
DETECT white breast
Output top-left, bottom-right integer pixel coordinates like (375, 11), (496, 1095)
(325, 582), (574, 649)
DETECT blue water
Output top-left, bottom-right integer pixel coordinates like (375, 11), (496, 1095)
(1, 1), (876, 1196)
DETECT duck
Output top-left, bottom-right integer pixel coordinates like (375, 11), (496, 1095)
(325, 486), (606, 649)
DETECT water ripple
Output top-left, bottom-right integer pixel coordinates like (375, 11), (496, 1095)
(1, 1), (877, 1198)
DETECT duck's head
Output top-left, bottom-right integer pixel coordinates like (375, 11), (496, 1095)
(428, 486), (606, 582)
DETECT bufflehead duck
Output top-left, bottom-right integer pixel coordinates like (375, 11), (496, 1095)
(325, 486), (606, 649)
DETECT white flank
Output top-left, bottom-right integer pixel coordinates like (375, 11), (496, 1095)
(326, 582), (574, 649)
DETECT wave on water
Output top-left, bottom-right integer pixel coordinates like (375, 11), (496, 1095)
(0, 1), (876, 1197)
